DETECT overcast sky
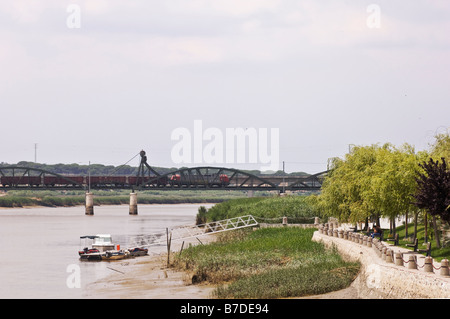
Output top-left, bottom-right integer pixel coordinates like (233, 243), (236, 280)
(1, 1), (449, 173)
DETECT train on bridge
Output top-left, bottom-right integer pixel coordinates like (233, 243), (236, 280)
(0, 173), (231, 189)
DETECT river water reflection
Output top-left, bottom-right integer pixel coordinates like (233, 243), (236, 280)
(0, 203), (213, 299)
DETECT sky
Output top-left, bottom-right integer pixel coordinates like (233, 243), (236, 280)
(1, 1), (449, 174)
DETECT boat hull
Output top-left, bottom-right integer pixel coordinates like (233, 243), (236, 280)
(79, 252), (104, 261)
(102, 250), (129, 261)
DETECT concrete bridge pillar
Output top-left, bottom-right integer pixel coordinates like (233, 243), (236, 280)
(85, 192), (94, 215)
(129, 192), (138, 215)
(247, 190), (254, 198)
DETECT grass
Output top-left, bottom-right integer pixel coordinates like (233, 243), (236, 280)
(199, 195), (321, 224)
(0, 189), (252, 208)
(361, 223), (450, 262)
(392, 223), (450, 262)
(173, 227), (360, 299)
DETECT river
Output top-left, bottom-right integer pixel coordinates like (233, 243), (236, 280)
(0, 203), (214, 299)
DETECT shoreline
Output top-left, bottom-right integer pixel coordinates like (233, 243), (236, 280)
(0, 201), (219, 210)
(85, 236), (218, 299)
(85, 233), (360, 299)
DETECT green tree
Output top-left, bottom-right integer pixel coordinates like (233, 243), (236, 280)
(413, 157), (450, 248)
(430, 132), (450, 162)
(318, 143), (422, 233)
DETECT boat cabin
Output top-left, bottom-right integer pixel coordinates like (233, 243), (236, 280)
(91, 234), (115, 252)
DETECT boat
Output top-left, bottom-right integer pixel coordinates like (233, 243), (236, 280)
(91, 234), (115, 252)
(79, 249), (104, 261)
(79, 234), (147, 261)
(102, 249), (129, 261)
(127, 247), (148, 257)
(79, 234), (117, 261)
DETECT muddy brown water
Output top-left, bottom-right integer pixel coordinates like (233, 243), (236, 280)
(0, 203), (213, 298)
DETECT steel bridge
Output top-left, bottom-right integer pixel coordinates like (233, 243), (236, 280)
(0, 151), (327, 192)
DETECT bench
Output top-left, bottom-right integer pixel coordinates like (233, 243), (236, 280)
(417, 242), (432, 257)
(405, 238), (418, 252)
(386, 233), (399, 246)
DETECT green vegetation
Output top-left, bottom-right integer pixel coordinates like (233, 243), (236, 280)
(370, 223), (450, 262)
(197, 195), (321, 224)
(0, 189), (254, 208)
(173, 227), (360, 298)
(314, 133), (450, 250)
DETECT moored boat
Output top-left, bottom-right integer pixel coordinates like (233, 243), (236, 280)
(79, 234), (117, 261)
(128, 247), (148, 257)
(102, 249), (129, 261)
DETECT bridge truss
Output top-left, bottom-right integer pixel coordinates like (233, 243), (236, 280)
(0, 151), (327, 192)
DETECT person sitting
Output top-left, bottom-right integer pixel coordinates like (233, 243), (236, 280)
(371, 224), (383, 239)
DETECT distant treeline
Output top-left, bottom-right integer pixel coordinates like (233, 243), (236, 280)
(0, 161), (309, 177)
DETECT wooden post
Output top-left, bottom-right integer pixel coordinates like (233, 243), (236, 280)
(166, 228), (172, 267)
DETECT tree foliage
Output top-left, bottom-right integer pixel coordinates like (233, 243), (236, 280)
(413, 157), (450, 227)
(317, 143), (423, 225)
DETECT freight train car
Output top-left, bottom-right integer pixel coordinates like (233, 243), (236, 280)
(169, 173), (230, 187)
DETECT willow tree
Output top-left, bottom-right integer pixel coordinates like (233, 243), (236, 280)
(368, 144), (423, 236)
(318, 145), (379, 228)
(318, 143), (422, 232)
(430, 132), (450, 162)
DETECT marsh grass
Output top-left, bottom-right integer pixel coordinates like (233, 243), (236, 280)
(0, 190), (250, 208)
(173, 227), (360, 299)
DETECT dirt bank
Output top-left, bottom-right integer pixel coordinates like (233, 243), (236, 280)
(85, 234), (360, 299)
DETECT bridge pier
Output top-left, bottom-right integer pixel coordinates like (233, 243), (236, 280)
(129, 192), (138, 215)
(85, 192), (94, 215)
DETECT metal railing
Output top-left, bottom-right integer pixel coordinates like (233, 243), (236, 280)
(126, 215), (258, 249)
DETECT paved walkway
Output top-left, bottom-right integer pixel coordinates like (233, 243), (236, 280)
(313, 229), (450, 299)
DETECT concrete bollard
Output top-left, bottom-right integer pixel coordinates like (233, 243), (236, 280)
(359, 234), (364, 244)
(314, 217), (320, 225)
(85, 192), (94, 215)
(367, 237), (372, 248)
(440, 259), (449, 277)
(381, 247), (387, 261)
(385, 249), (393, 263)
(333, 229), (338, 237)
(407, 255), (417, 270)
(394, 252), (404, 266)
(375, 244), (381, 257)
(344, 231), (348, 240)
(338, 230), (343, 239)
(129, 192), (138, 215)
(282, 216), (288, 226)
(423, 257), (434, 273)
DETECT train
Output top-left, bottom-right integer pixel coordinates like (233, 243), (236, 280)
(169, 173), (230, 187)
(0, 173), (231, 188)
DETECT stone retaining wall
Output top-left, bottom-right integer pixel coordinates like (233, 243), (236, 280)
(312, 228), (450, 299)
